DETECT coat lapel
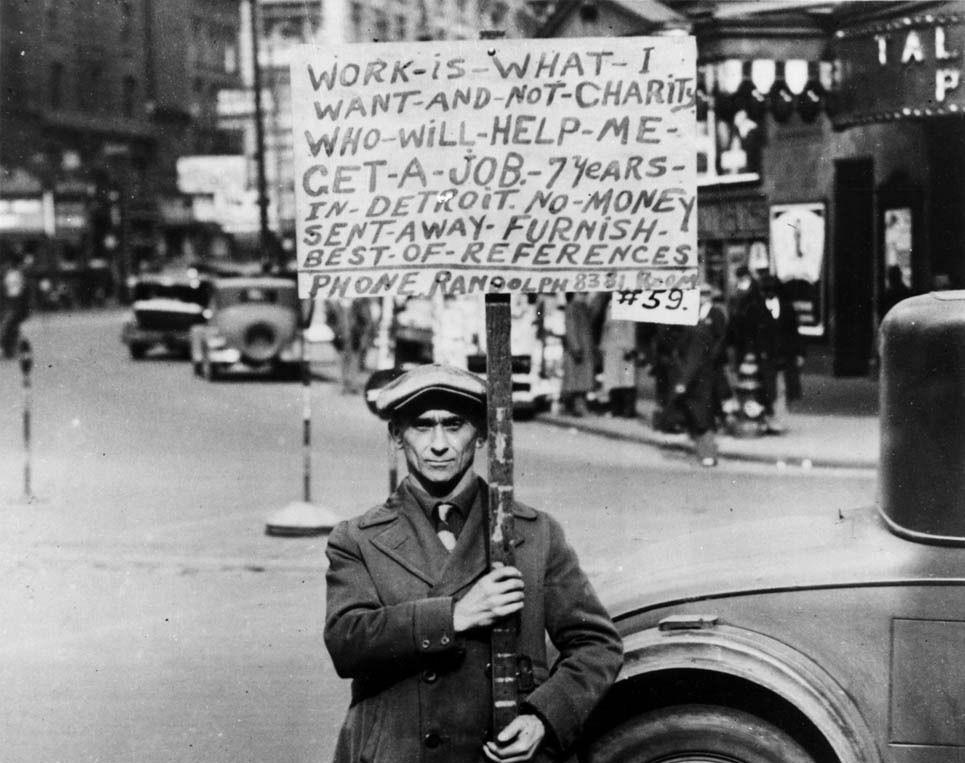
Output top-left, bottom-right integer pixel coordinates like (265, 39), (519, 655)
(367, 491), (446, 585)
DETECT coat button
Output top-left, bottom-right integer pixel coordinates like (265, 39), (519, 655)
(424, 732), (442, 749)
(422, 670), (438, 683)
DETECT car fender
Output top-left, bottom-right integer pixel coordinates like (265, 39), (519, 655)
(617, 622), (880, 763)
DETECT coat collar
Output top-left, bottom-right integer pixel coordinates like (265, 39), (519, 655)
(361, 477), (536, 590)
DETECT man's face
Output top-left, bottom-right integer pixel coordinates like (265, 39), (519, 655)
(393, 405), (483, 492)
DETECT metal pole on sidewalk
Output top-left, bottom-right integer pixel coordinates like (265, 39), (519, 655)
(301, 322), (312, 503)
(19, 338), (33, 501)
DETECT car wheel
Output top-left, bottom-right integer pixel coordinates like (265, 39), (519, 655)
(129, 343), (146, 360)
(201, 351), (221, 381)
(585, 704), (817, 763)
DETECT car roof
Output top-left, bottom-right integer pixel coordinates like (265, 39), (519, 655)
(212, 277), (296, 290)
(135, 271), (209, 285)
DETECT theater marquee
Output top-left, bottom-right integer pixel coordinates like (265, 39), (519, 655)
(833, 9), (964, 127)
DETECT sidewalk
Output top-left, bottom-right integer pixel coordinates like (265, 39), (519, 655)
(537, 374), (880, 470)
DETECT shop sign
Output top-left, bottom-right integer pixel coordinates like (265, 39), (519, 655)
(0, 198), (45, 233)
(176, 155), (248, 196)
(833, 12), (965, 127)
(289, 37), (699, 308)
(216, 88), (275, 119)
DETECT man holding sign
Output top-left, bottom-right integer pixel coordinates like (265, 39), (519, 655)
(324, 363), (622, 763)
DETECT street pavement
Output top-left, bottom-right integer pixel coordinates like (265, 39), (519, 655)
(540, 373), (879, 470)
(0, 308), (877, 763)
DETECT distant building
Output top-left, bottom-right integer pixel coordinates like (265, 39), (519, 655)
(0, 0), (242, 294)
(231, 0), (539, 254)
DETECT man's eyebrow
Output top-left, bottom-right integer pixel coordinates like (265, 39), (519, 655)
(411, 414), (467, 426)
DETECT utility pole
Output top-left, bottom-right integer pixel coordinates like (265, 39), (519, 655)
(248, 0), (272, 270)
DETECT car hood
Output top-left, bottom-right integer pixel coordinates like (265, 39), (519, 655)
(596, 504), (965, 621)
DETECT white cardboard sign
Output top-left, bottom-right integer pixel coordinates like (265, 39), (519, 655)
(609, 287), (700, 325)
(290, 37), (698, 305)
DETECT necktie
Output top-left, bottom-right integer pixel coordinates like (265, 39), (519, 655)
(434, 503), (457, 552)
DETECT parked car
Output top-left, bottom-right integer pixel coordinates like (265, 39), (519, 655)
(121, 271), (212, 359)
(582, 292), (965, 763)
(189, 276), (302, 380)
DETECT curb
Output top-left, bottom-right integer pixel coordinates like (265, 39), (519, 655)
(535, 414), (878, 471)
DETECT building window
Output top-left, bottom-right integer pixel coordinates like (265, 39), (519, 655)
(82, 64), (105, 112)
(225, 40), (238, 74)
(123, 75), (137, 117)
(375, 10), (389, 40)
(396, 14), (406, 39)
(50, 62), (64, 109)
(46, 0), (58, 32)
(350, 2), (363, 37)
(120, 0), (133, 41)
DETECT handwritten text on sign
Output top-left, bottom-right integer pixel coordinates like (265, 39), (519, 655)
(290, 38), (698, 300)
(610, 287), (700, 325)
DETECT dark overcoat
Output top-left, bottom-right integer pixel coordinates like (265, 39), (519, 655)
(561, 299), (595, 395)
(671, 304), (728, 432)
(324, 478), (623, 763)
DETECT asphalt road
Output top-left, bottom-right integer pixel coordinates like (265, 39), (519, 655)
(0, 308), (876, 763)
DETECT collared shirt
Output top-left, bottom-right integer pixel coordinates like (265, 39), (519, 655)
(766, 295), (781, 320)
(405, 474), (479, 541)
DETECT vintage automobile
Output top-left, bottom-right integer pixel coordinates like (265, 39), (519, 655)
(582, 291), (965, 763)
(189, 276), (302, 380)
(121, 271), (212, 359)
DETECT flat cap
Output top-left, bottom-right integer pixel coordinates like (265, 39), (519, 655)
(375, 363), (486, 419)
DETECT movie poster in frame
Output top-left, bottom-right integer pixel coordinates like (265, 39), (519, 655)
(769, 202), (826, 337)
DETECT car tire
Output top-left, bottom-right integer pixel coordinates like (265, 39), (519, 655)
(585, 704), (818, 763)
(201, 351), (221, 382)
(129, 343), (146, 360)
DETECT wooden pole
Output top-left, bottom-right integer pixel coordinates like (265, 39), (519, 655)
(477, 26), (518, 741)
(485, 292), (518, 735)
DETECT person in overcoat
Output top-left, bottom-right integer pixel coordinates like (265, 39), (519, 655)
(757, 274), (804, 432)
(324, 364), (622, 763)
(560, 293), (595, 416)
(671, 285), (729, 466)
(599, 295), (640, 418)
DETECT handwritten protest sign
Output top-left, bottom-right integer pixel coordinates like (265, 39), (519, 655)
(290, 37), (698, 312)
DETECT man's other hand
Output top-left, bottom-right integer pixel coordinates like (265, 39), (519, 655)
(453, 566), (524, 633)
(483, 715), (546, 762)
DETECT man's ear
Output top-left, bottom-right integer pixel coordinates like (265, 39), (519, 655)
(388, 421), (404, 448)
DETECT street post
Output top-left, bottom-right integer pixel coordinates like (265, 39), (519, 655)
(19, 337), (34, 501)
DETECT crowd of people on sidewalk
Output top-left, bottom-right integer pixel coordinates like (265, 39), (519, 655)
(559, 268), (805, 467)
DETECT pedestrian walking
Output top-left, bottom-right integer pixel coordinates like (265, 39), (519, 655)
(326, 297), (376, 394)
(324, 363), (623, 763)
(648, 323), (687, 433)
(1, 251), (29, 359)
(671, 284), (729, 466)
(560, 292), (596, 416)
(758, 274), (804, 433)
(726, 267), (772, 434)
(880, 264), (912, 320)
(599, 295), (640, 418)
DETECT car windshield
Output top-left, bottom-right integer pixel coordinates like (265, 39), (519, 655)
(133, 281), (211, 306)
